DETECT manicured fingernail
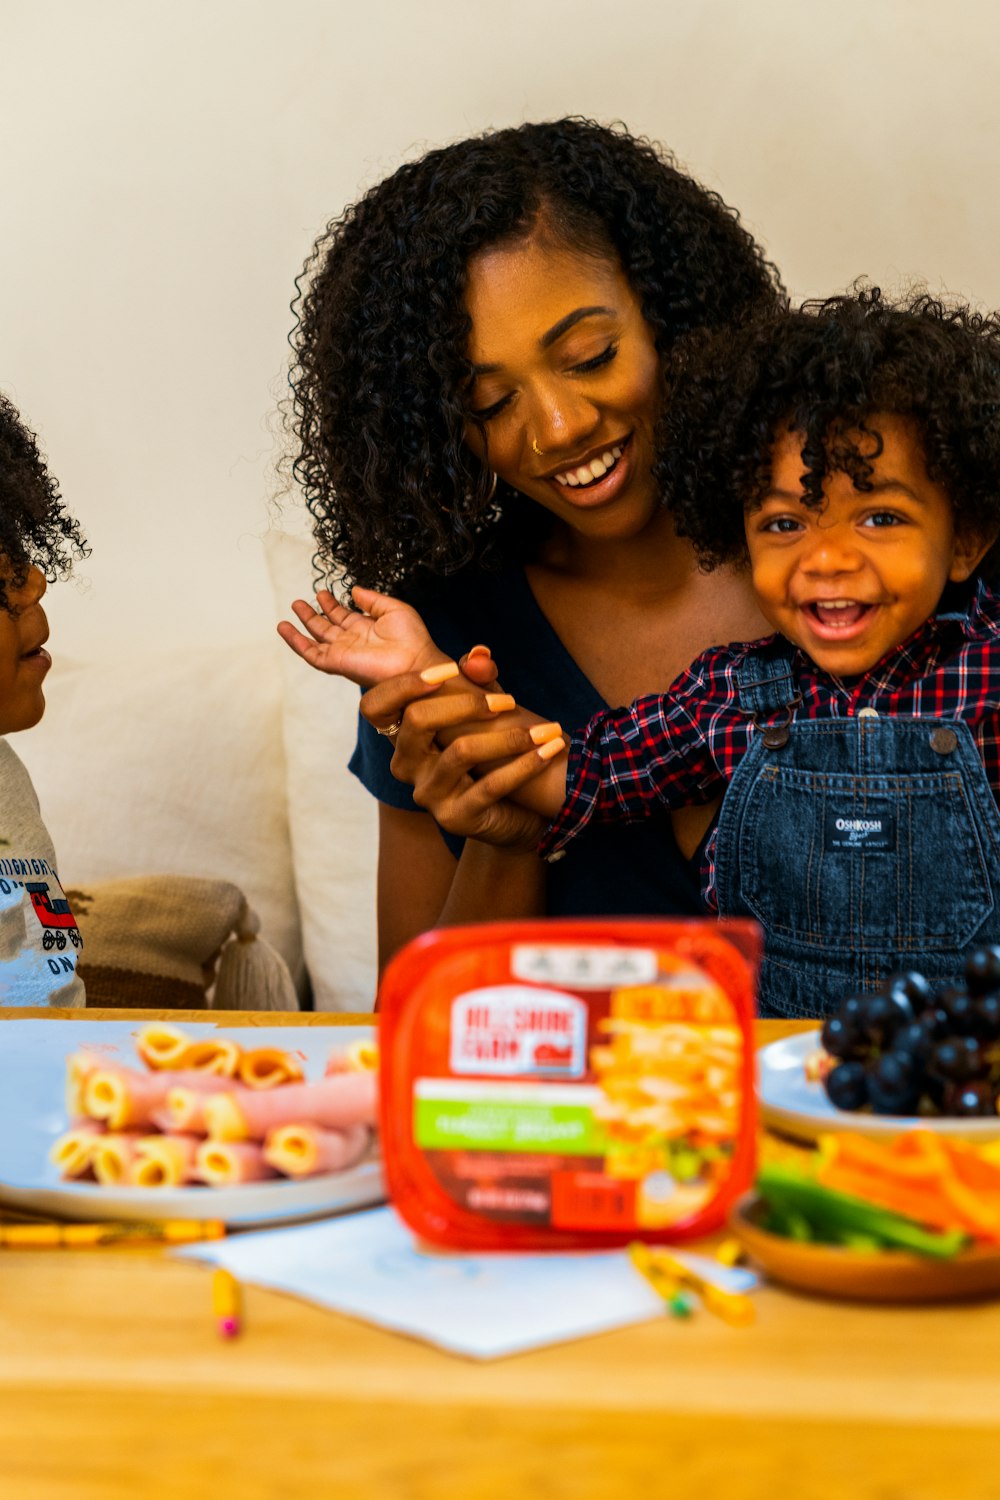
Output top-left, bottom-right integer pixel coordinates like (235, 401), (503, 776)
(529, 722), (563, 745)
(467, 644), (491, 659)
(420, 662), (460, 684)
(485, 693), (516, 712)
(537, 738), (566, 761)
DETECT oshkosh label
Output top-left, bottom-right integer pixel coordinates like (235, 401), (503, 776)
(825, 811), (896, 853)
(449, 985), (588, 1077)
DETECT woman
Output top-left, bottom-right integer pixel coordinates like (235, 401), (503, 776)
(287, 118), (782, 973)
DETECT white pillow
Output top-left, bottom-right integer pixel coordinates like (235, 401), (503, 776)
(265, 530), (378, 1012)
(15, 641), (305, 996)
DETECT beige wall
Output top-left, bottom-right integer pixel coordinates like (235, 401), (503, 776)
(3, 0), (998, 656)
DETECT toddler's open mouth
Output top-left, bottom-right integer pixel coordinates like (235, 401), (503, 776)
(805, 600), (876, 631)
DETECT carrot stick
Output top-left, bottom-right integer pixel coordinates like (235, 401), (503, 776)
(820, 1160), (1000, 1242)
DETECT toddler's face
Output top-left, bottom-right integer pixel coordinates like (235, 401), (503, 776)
(745, 414), (989, 678)
(0, 563), (50, 734)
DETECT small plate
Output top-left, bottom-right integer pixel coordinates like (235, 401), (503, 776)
(757, 1030), (1000, 1145)
(729, 1192), (1000, 1302)
(0, 1017), (386, 1227)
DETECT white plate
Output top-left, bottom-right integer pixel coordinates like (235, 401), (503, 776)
(757, 1029), (1000, 1144)
(0, 1018), (386, 1226)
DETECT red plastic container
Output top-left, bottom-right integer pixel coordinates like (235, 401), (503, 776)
(377, 918), (760, 1250)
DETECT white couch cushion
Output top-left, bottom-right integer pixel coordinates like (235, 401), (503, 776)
(15, 641), (304, 996)
(266, 530), (378, 1012)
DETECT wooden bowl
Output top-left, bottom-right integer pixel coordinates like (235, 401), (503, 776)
(729, 1192), (1000, 1302)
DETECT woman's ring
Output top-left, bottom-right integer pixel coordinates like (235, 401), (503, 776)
(376, 719), (403, 739)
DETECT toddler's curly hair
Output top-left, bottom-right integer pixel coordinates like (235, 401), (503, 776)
(660, 285), (1000, 580)
(289, 117), (782, 594)
(0, 393), (88, 612)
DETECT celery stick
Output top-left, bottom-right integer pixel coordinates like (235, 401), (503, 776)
(756, 1164), (969, 1259)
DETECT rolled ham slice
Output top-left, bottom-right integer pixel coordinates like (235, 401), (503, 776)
(204, 1070), (378, 1142)
(263, 1122), (370, 1178)
(236, 1047), (304, 1090)
(130, 1134), (200, 1188)
(153, 1086), (210, 1135)
(325, 1039), (378, 1075)
(65, 1051), (104, 1119)
(195, 1140), (280, 1185)
(135, 1026), (241, 1077)
(84, 1065), (239, 1130)
(135, 1024), (193, 1071)
(49, 1122), (104, 1179)
(178, 1038), (242, 1077)
(93, 1132), (146, 1185)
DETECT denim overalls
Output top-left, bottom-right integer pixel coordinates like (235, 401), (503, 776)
(713, 642), (1000, 1018)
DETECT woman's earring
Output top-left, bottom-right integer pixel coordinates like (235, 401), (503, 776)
(486, 470), (498, 501)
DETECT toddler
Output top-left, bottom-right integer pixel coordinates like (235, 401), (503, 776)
(281, 289), (1000, 1018)
(0, 393), (87, 1005)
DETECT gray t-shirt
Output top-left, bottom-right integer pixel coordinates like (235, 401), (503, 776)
(0, 739), (84, 1006)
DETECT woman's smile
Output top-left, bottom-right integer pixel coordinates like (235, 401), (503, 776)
(544, 435), (634, 508)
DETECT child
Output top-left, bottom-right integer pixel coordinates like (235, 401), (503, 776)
(0, 393), (88, 1005)
(280, 289), (1000, 1019)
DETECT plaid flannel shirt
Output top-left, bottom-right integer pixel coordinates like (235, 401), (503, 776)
(538, 580), (1000, 911)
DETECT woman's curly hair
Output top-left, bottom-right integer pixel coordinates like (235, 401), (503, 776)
(661, 286), (1000, 581)
(0, 394), (88, 613)
(289, 117), (783, 595)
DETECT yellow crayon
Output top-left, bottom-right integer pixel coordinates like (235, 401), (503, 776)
(212, 1268), (242, 1338)
(0, 1219), (226, 1249)
(628, 1242), (756, 1327)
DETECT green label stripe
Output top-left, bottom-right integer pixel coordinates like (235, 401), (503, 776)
(414, 1095), (612, 1154)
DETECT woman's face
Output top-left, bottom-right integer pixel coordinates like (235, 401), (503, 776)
(462, 233), (663, 543)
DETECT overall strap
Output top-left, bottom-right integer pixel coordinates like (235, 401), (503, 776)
(734, 643), (799, 716)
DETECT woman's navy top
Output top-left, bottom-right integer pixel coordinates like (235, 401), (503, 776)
(348, 564), (702, 918)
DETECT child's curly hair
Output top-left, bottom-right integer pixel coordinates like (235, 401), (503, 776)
(288, 117), (783, 594)
(0, 393), (88, 613)
(660, 285), (1000, 581)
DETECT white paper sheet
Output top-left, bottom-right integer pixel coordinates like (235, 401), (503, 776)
(177, 1205), (682, 1359)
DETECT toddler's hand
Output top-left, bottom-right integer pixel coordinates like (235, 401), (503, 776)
(276, 585), (450, 688)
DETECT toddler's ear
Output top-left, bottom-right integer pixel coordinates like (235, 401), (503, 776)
(949, 527), (998, 582)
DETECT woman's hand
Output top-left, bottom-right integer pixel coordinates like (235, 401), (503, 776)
(360, 652), (562, 850)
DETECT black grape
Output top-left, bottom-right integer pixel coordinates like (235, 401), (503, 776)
(884, 970), (934, 1017)
(965, 946), (1000, 996)
(863, 992), (913, 1047)
(892, 1021), (934, 1066)
(941, 1080), (996, 1117)
(823, 1061), (869, 1111)
(930, 1036), (986, 1083)
(867, 1051), (921, 1115)
(820, 1015), (863, 1061)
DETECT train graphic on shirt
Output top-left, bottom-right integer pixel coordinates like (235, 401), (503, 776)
(25, 881), (82, 951)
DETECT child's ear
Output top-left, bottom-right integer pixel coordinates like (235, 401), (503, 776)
(949, 528), (998, 583)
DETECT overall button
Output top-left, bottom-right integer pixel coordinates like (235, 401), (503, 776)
(930, 727), (958, 755)
(858, 706), (878, 718)
(761, 725), (790, 749)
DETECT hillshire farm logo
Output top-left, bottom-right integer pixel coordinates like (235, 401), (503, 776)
(450, 986), (588, 1077)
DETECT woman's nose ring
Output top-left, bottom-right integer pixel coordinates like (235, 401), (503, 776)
(531, 438), (543, 457)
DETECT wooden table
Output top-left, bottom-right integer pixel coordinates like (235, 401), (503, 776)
(1, 1009), (998, 1500)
